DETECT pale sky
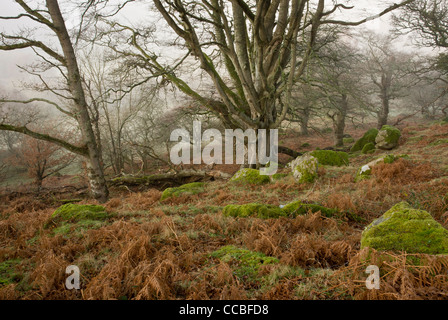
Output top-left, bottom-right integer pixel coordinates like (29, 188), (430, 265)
(0, 0), (413, 96)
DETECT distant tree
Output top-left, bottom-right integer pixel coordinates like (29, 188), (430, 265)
(393, 0), (448, 115)
(7, 133), (76, 191)
(310, 33), (369, 146)
(359, 32), (417, 129)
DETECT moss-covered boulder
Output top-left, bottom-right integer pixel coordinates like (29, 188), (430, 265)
(350, 128), (379, 153)
(49, 203), (108, 224)
(375, 125), (401, 150)
(309, 150), (349, 166)
(361, 142), (376, 154)
(223, 203), (286, 219)
(361, 202), (448, 254)
(229, 168), (271, 185)
(160, 182), (205, 201)
(290, 154), (318, 183)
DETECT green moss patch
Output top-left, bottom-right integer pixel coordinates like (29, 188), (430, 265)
(223, 203), (286, 219)
(229, 168), (271, 185)
(48, 203), (108, 227)
(222, 201), (364, 222)
(361, 202), (448, 254)
(350, 128), (378, 153)
(361, 142), (375, 154)
(309, 150), (349, 166)
(160, 182), (205, 201)
(282, 201), (364, 222)
(210, 246), (279, 281)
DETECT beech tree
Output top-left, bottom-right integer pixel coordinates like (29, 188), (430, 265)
(0, 0), (109, 202)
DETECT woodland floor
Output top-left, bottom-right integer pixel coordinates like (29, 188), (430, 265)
(1, 119), (448, 300)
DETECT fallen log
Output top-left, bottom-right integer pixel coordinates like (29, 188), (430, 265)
(278, 145), (302, 158)
(109, 170), (232, 189)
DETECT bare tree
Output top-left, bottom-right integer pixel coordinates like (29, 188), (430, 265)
(0, 0), (109, 202)
(7, 131), (76, 191)
(359, 32), (418, 129)
(94, 0), (413, 151)
(309, 33), (370, 146)
(393, 0), (448, 49)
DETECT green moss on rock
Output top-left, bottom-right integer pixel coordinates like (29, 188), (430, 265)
(160, 182), (205, 201)
(290, 154), (318, 183)
(361, 142), (376, 154)
(309, 150), (349, 166)
(282, 201), (339, 218)
(361, 202), (448, 254)
(229, 168), (271, 185)
(375, 125), (401, 150)
(222, 201), (364, 222)
(210, 245), (279, 281)
(50, 203), (108, 224)
(350, 128), (379, 153)
(223, 203), (286, 219)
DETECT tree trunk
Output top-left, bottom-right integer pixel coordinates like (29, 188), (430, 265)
(333, 95), (348, 147)
(377, 81), (390, 130)
(300, 107), (310, 136)
(377, 98), (389, 129)
(47, 0), (109, 202)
